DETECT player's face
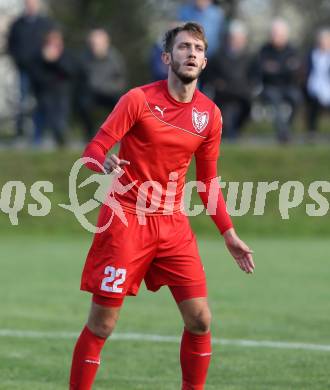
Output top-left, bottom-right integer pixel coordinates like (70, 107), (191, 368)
(165, 31), (207, 84)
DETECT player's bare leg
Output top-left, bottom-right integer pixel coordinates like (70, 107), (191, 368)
(87, 302), (121, 338)
(178, 297), (211, 334)
(69, 301), (122, 390)
(177, 297), (212, 390)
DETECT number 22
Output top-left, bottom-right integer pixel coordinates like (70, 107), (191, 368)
(101, 266), (126, 293)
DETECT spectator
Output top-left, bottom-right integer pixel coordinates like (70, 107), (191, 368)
(76, 28), (127, 141)
(204, 20), (252, 140)
(29, 28), (75, 147)
(150, 22), (180, 81)
(7, 0), (54, 139)
(254, 18), (301, 143)
(178, 0), (225, 58)
(150, 38), (168, 81)
(304, 28), (330, 139)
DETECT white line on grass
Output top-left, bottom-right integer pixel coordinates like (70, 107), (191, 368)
(0, 329), (330, 352)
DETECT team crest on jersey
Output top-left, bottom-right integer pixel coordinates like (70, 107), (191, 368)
(192, 107), (209, 133)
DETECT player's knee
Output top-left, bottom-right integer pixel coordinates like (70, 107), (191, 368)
(87, 301), (121, 338)
(186, 308), (212, 334)
(87, 308), (120, 339)
(87, 317), (117, 339)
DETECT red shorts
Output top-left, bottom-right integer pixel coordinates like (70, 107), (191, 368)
(81, 205), (207, 301)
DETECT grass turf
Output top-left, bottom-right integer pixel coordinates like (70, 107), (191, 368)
(0, 144), (330, 237)
(0, 235), (329, 389)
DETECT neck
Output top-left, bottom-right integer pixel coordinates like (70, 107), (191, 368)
(167, 72), (197, 103)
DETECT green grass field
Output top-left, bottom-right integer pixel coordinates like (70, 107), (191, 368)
(0, 146), (329, 389)
(0, 145), (330, 237)
(1, 235), (329, 390)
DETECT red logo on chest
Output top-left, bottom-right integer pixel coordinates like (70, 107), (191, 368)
(192, 107), (209, 133)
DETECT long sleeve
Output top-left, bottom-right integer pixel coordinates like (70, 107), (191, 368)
(82, 87), (145, 172)
(195, 158), (233, 235)
(82, 129), (118, 172)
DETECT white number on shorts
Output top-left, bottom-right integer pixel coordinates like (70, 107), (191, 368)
(101, 266), (127, 293)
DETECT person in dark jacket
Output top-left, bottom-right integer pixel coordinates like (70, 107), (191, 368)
(76, 28), (127, 141)
(149, 22), (180, 82)
(204, 20), (252, 140)
(254, 18), (301, 143)
(7, 0), (54, 138)
(29, 28), (75, 146)
(304, 28), (330, 139)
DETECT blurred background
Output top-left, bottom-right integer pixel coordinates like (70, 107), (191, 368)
(1, 0), (330, 146)
(0, 1), (329, 389)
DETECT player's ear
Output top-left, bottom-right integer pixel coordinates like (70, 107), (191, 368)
(162, 51), (171, 65)
(202, 56), (207, 70)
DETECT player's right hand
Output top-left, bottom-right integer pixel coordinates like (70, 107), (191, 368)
(104, 154), (130, 174)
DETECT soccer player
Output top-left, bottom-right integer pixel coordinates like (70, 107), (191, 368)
(69, 22), (255, 390)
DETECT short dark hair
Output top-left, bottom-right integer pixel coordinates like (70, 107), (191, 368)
(163, 22), (208, 53)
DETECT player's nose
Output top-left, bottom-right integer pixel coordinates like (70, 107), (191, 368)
(188, 50), (197, 59)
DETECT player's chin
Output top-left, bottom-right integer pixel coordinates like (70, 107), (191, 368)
(178, 70), (199, 84)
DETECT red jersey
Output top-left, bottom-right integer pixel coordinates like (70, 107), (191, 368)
(99, 80), (222, 214)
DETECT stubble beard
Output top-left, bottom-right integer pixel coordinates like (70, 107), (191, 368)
(170, 59), (203, 85)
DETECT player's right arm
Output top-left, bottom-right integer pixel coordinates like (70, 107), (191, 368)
(82, 88), (145, 173)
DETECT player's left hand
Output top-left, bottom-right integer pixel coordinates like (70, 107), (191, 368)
(223, 228), (255, 274)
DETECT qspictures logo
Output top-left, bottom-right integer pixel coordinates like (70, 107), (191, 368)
(0, 157), (329, 233)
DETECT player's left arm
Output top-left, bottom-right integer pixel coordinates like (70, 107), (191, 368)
(195, 107), (255, 274)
